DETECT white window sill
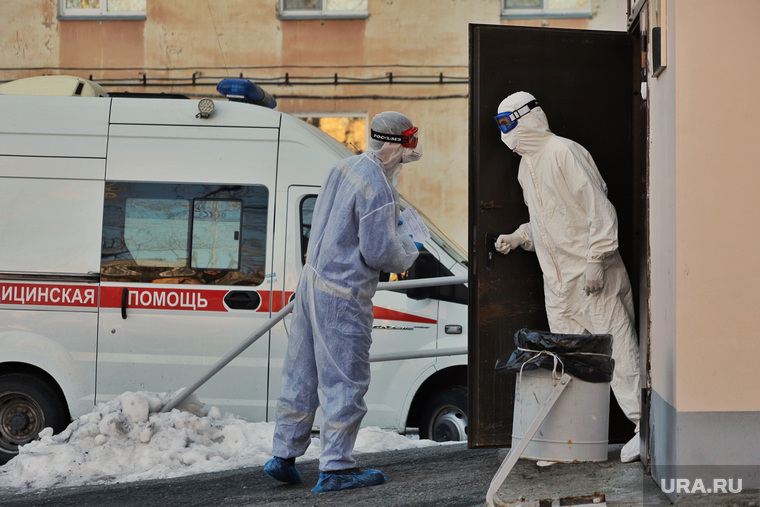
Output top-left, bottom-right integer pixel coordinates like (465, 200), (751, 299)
(58, 14), (147, 21)
(501, 11), (590, 20)
(278, 12), (368, 20)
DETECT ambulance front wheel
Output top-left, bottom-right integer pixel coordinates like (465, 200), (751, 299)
(0, 373), (70, 465)
(419, 385), (468, 442)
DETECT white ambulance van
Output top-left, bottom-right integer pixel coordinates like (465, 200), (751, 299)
(0, 75), (468, 463)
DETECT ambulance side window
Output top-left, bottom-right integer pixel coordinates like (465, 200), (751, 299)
(101, 182), (268, 286)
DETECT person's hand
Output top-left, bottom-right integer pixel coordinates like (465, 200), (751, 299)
(495, 233), (523, 255)
(410, 234), (423, 251)
(583, 261), (605, 295)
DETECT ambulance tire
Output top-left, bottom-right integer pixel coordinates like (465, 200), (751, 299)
(0, 373), (70, 465)
(419, 385), (468, 442)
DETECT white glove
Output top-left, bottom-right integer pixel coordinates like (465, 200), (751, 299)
(583, 261), (605, 295)
(495, 233), (524, 255)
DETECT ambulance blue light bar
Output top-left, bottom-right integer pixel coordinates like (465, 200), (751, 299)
(216, 78), (277, 109)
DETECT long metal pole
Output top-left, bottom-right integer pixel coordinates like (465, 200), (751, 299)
(161, 274), (468, 413)
(376, 274), (467, 291)
(370, 347), (467, 363)
(161, 300), (294, 413)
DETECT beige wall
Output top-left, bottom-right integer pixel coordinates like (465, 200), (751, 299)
(672, 0), (760, 412)
(648, 0), (760, 412)
(0, 0), (622, 248)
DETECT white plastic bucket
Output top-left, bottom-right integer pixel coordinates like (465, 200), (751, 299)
(511, 369), (610, 462)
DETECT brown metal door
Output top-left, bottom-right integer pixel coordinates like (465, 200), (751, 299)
(468, 24), (637, 448)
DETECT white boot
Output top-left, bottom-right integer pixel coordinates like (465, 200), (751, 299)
(620, 434), (640, 463)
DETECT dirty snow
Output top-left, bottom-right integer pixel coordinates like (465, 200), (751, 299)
(0, 391), (441, 491)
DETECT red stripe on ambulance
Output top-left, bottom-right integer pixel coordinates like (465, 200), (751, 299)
(100, 286), (297, 313)
(258, 290), (295, 313)
(373, 307), (436, 324)
(1, 282), (433, 324)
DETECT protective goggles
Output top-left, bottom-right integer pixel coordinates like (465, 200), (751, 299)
(494, 99), (540, 134)
(370, 126), (419, 148)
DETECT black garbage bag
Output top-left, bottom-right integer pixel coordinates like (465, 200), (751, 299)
(494, 328), (615, 383)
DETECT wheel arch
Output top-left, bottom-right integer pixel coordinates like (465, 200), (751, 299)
(0, 332), (92, 421)
(405, 364), (467, 429)
(0, 362), (72, 423)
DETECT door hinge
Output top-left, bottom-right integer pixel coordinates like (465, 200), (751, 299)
(479, 200), (502, 212)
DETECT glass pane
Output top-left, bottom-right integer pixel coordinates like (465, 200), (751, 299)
(107, 0), (146, 11)
(301, 116), (366, 155)
(66, 0), (100, 8)
(300, 196), (316, 265)
(124, 198), (189, 267)
(326, 0), (367, 11)
(504, 0), (589, 10)
(191, 200), (242, 270)
(504, 0), (540, 8)
(283, 0), (321, 10)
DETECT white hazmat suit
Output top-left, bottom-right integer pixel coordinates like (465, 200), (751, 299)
(271, 112), (421, 478)
(494, 92), (641, 462)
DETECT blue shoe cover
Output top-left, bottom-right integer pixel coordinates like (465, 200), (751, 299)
(264, 457), (302, 484)
(311, 468), (387, 492)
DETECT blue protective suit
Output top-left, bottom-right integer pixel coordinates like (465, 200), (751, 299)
(272, 151), (419, 472)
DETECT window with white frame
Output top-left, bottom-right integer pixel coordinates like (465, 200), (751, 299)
(59, 0), (146, 20)
(502, 0), (590, 19)
(279, 0), (368, 19)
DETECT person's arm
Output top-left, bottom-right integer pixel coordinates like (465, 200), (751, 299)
(567, 146), (619, 262)
(566, 145), (618, 294)
(358, 201), (418, 274)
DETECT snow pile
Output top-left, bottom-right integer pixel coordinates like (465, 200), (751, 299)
(0, 391), (440, 491)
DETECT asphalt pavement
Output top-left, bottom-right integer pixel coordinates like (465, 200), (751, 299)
(1, 443), (758, 506)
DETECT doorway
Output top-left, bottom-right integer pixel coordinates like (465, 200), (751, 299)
(468, 24), (646, 448)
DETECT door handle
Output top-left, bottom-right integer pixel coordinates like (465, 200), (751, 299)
(224, 290), (262, 310)
(485, 232), (498, 269)
(121, 287), (128, 320)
